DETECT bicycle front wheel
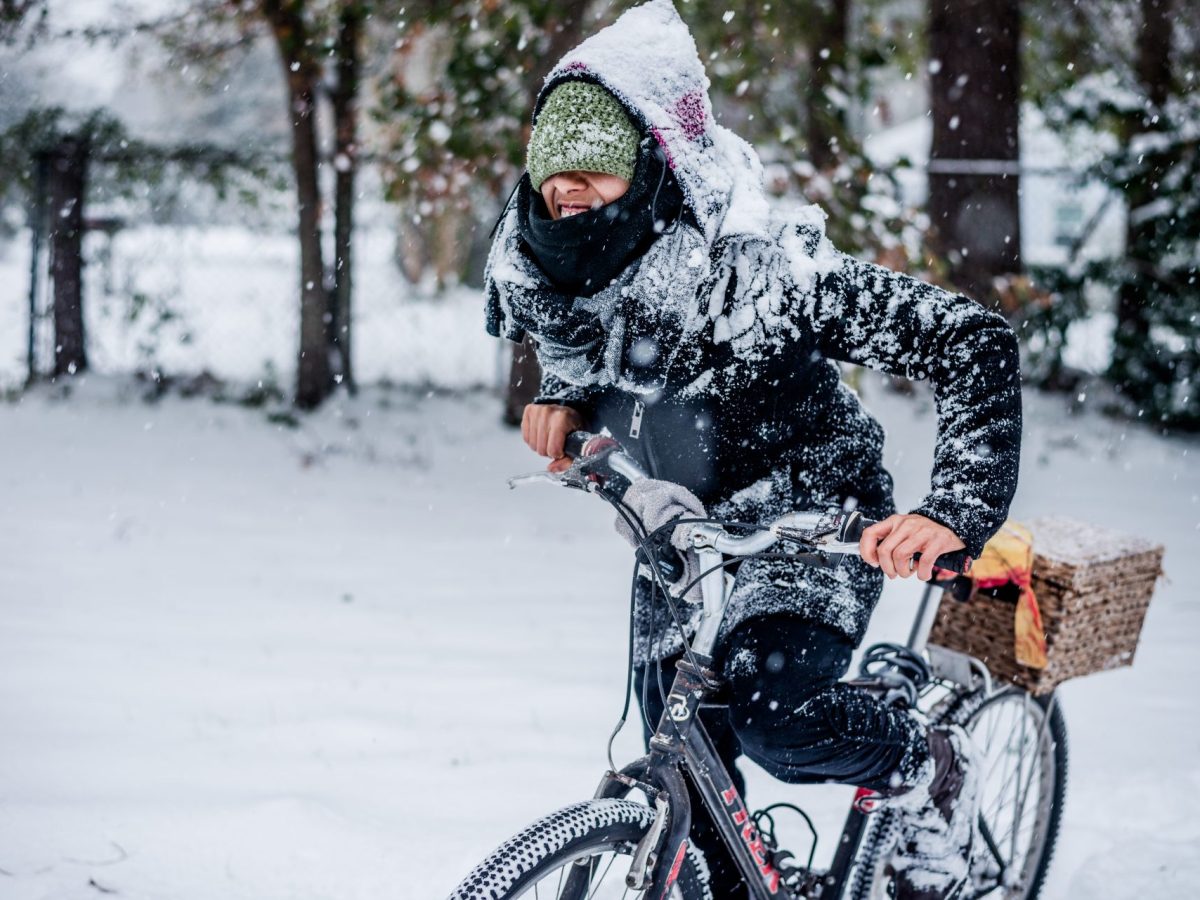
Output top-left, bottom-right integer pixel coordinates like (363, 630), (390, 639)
(852, 688), (1067, 900)
(448, 798), (712, 900)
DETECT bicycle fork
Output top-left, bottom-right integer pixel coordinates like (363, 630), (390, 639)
(590, 657), (787, 899)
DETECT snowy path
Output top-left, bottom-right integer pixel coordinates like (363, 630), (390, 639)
(1, 379), (1196, 899)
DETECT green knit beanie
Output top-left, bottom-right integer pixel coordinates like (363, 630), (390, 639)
(526, 82), (641, 191)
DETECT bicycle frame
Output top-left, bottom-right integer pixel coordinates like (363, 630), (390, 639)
(492, 441), (1056, 900)
(589, 561), (964, 900)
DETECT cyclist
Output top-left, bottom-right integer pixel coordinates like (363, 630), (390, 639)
(484, 3), (1022, 898)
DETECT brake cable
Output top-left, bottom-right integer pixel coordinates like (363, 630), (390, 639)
(593, 485), (840, 768)
(596, 485), (698, 760)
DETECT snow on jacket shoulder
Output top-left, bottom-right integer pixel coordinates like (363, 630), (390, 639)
(717, 210), (1023, 559)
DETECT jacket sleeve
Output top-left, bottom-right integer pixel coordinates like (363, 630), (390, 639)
(800, 252), (1023, 559)
(533, 368), (601, 425)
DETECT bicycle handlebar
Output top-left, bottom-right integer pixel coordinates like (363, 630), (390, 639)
(561, 430), (970, 575)
(562, 430), (650, 484)
(837, 509), (972, 575)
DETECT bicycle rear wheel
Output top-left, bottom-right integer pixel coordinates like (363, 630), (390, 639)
(851, 688), (1067, 900)
(448, 798), (712, 900)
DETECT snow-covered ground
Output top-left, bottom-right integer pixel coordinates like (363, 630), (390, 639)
(1, 374), (1197, 899)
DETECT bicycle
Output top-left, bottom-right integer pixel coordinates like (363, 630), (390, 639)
(448, 432), (1066, 900)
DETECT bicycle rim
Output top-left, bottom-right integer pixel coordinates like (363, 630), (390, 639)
(964, 690), (1064, 898)
(506, 842), (676, 900)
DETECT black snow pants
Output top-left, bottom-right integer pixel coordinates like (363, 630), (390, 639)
(635, 613), (929, 898)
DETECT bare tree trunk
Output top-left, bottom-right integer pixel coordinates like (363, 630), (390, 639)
(49, 134), (88, 377)
(534, 2), (594, 92)
(805, 0), (849, 170)
(263, 0), (332, 410)
(288, 71), (333, 410)
(27, 151), (50, 383)
(331, 1), (363, 394)
(504, 335), (542, 427)
(503, 1), (592, 422)
(928, 0), (1022, 302)
(1112, 0), (1173, 386)
(264, 0), (333, 408)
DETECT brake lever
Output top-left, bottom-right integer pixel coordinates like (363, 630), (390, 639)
(773, 511), (858, 563)
(772, 511), (842, 549)
(506, 471), (566, 489)
(507, 459), (600, 492)
(809, 537), (862, 554)
(773, 534), (847, 568)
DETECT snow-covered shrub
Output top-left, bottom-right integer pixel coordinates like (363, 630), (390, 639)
(1043, 74), (1199, 429)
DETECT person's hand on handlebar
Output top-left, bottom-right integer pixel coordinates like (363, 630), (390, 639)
(521, 404), (584, 473)
(860, 513), (966, 581)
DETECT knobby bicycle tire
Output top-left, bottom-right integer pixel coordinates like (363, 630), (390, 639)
(849, 688), (1068, 900)
(448, 798), (713, 900)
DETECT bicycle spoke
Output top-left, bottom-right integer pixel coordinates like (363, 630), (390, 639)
(998, 787), (1036, 854)
(981, 704), (1017, 786)
(983, 748), (1027, 823)
(965, 692), (1061, 900)
(1013, 715), (1054, 843)
(984, 723), (1038, 828)
(981, 734), (1019, 825)
(984, 696), (1005, 747)
(977, 815), (1009, 872)
(982, 755), (1028, 851)
(994, 754), (1042, 846)
(1008, 697), (1031, 866)
(1015, 696), (1056, 817)
(994, 783), (1041, 862)
(586, 854), (619, 900)
(983, 792), (1033, 874)
(983, 706), (1028, 812)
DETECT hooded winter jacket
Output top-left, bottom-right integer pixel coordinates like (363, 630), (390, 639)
(485, 0), (1022, 662)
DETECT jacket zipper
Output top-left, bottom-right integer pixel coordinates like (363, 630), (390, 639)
(630, 398), (662, 477)
(629, 399), (645, 439)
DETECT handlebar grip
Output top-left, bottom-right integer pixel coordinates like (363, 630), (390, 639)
(562, 431), (594, 459)
(918, 548), (972, 575)
(838, 511), (972, 575)
(838, 510), (872, 544)
(561, 431), (649, 484)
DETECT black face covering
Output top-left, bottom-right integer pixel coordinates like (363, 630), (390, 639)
(517, 141), (685, 296)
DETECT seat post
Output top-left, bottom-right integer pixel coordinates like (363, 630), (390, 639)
(906, 581), (941, 653)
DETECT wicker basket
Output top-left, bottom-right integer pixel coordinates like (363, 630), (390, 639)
(928, 516), (1164, 695)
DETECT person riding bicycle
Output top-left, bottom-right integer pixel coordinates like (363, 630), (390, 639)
(484, 3), (1022, 898)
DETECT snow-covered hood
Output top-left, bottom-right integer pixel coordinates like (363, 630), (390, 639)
(483, 1), (836, 349)
(537, 0), (771, 245)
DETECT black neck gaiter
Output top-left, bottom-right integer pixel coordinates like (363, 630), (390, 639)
(517, 142), (685, 297)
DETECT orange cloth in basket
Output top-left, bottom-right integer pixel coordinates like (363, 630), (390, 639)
(973, 522), (1048, 669)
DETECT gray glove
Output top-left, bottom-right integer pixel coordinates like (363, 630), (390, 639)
(614, 479), (706, 601)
